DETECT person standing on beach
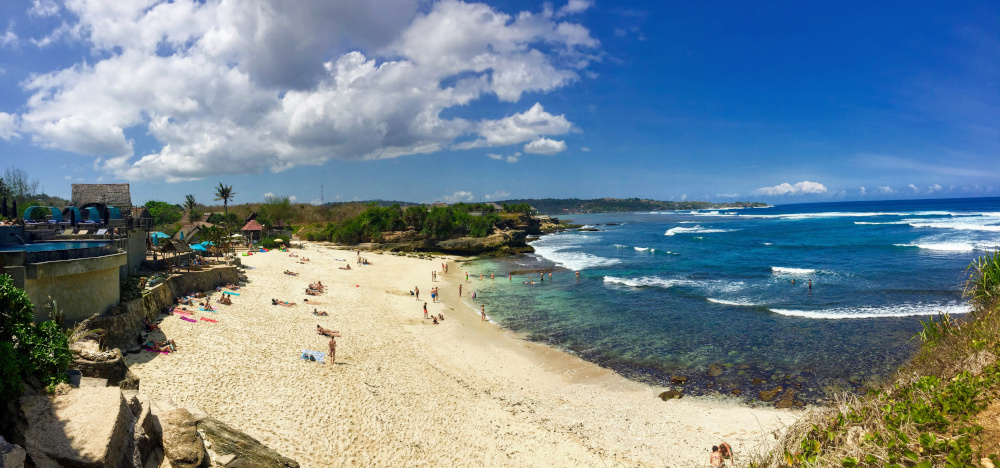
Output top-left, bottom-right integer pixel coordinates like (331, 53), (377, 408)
(481, 304), (486, 321)
(415, 286), (420, 300)
(465, 272), (469, 282)
(509, 273), (512, 282)
(423, 302), (428, 319)
(459, 284), (462, 296)
(328, 336), (337, 364)
(432, 271), (436, 282)
(480, 273), (484, 281)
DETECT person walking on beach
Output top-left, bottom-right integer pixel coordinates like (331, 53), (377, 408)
(423, 302), (428, 319)
(328, 336), (337, 364)
(480, 273), (484, 281)
(465, 272), (469, 282)
(459, 284), (462, 296)
(432, 271), (436, 282)
(415, 286), (420, 300)
(481, 304), (486, 322)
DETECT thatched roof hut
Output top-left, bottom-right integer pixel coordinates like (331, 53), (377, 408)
(241, 220), (263, 232)
(71, 184), (132, 209)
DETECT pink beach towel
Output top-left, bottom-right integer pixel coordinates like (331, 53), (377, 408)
(174, 310), (193, 316)
(200, 317), (217, 323)
(180, 316), (198, 323)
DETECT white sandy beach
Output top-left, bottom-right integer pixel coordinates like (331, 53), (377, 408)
(125, 244), (799, 467)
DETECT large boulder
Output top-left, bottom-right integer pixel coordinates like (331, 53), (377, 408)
(20, 387), (132, 467)
(435, 230), (527, 255)
(197, 417), (299, 468)
(156, 408), (206, 468)
(0, 436), (26, 468)
(71, 346), (130, 387)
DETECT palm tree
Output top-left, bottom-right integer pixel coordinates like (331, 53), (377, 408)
(213, 183), (236, 255)
(213, 183), (236, 222)
(184, 194), (198, 223)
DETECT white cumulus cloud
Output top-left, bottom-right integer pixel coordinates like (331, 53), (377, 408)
(29, 0), (60, 17)
(0, 113), (20, 140)
(442, 191), (474, 203)
(557, 0), (594, 17)
(878, 186), (895, 194)
(523, 138), (567, 155)
(14, 0), (598, 182)
(908, 184), (919, 193)
(484, 190), (510, 200)
(752, 181), (828, 196)
(928, 184), (943, 193)
(859, 186), (867, 196)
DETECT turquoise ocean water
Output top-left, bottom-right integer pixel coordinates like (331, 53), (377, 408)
(461, 197), (1000, 403)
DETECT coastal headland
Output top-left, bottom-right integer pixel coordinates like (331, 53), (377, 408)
(124, 243), (798, 466)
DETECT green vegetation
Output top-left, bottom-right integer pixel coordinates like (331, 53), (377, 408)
(145, 200), (183, 228)
(317, 202), (507, 244)
(0, 274), (72, 400)
(503, 197), (769, 215)
(119, 275), (144, 302)
(759, 251), (1000, 467)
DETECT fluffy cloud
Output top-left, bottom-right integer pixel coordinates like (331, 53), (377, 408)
(908, 184), (919, 193)
(523, 138), (567, 155)
(0, 113), (20, 140)
(716, 193), (738, 198)
(442, 191), (474, 203)
(878, 186), (895, 194)
(0, 30), (17, 48)
(859, 186), (867, 195)
(29, 0), (60, 17)
(458, 103), (573, 149)
(928, 184), (943, 193)
(557, 0), (594, 17)
(15, 0), (597, 181)
(484, 190), (511, 200)
(752, 181), (828, 196)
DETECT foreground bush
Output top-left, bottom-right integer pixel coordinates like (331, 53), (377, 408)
(0, 274), (72, 400)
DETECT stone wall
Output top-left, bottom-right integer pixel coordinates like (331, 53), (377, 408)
(123, 231), (147, 278)
(25, 251), (127, 324)
(94, 266), (239, 351)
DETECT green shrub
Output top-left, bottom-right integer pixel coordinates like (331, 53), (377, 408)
(966, 249), (1000, 311)
(0, 274), (71, 400)
(120, 275), (143, 302)
(260, 234), (291, 249)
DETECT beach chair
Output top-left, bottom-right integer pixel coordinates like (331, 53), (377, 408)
(96, 228), (107, 236)
(61, 228), (73, 236)
(76, 229), (89, 235)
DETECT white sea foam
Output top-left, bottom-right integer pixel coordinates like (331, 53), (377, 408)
(762, 242), (772, 245)
(894, 243), (976, 252)
(664, 225), (738, 236)
(634, 246), (650, 251)
(771, 266), (817, 275)
(707, 298), (760, 306)
(770, 303), (969, 319)
(604, 276), (699, 288)
(529, 233), (619, 271)
(614, 244), (628, 248)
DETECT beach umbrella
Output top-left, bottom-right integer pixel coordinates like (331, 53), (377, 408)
(274, 239), (284, 243)
(150, 231), (170, 238)
(191, 244), (208, 251)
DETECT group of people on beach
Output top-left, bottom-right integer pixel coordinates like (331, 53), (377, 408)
(709, 442), (733, 467)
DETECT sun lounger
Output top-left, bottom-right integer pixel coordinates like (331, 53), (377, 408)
(96, 228), (107, 235)
(61, 229), (73, 235)
(76, 230), (89, 235)
(301, 350), (326, 363)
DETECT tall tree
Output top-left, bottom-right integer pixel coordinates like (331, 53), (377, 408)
(183, 194), (199, 223)
(2, 167), (39, 207)
(213, 183), (236, 224)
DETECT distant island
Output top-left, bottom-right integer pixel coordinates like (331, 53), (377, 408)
(500, 198), (770, 215)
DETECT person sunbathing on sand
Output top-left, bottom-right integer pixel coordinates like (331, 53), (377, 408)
(272, 299), (295, 306)
(305, 288), (320, 296)
(143, 317), (158, 332)
(312, 309), (328, 316)
(225, 283), (240, 290)
(316, 325), (340, 337)
(284, 270), (299, 276)
(338, 265), (351, 270)
(146, 339), (177, 352)
(218, 295), (232, 305)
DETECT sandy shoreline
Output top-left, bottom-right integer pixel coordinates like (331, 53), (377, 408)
(125, 244), (799, 467)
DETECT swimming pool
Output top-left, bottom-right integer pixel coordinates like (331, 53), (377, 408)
(0, 241), (111, 252)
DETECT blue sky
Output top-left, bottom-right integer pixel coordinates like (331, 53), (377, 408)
(0, 0), (996, 206)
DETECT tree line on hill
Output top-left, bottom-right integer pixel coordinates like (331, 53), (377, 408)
(501, 198), (769, 215)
